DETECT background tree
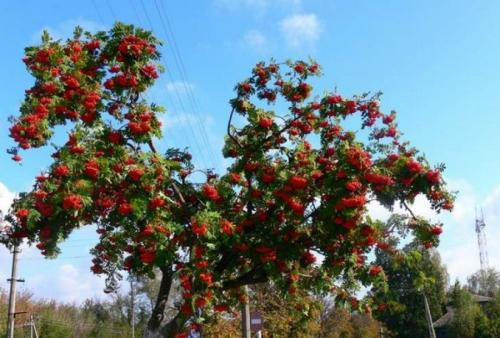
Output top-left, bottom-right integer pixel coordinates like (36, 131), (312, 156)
(319, 298), (380, 338)
(0, 288), (133, 337)
(467, 268), (500, 297)
(448, 284), (483, 338)
(372, 230), (448, 338)
(1, 22), (454, 337)
(203, 283), (322, 337)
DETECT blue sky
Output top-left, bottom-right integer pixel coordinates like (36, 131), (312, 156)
(0, 0), (499, 303)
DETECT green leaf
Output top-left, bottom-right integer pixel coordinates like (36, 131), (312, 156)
(130, 197), (148, 218)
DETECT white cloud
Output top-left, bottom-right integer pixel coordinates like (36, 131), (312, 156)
(32, 18), (107, 43)
(242, 30), (267, 50)
(215, 0), (302, 12)
(0, 182), (15, 217)
(27, 263), (109, 304)
(161, 112), (214, 130)
(215, 0), (270, 12)
(280, 13), (322, 48)
(165, 81), (195, 95)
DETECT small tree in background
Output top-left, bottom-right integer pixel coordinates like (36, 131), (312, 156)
(467, 268), (500, 297)
(371, 223), (448, 338)
(2, 22), (454, 337)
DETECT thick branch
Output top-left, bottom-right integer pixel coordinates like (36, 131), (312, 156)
(147, 267), (174, 331)
(159, 311), (187, 337)
(222, 268), (269, 290)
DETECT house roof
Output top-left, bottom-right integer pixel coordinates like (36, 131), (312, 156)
(433, 306), (454, 328)
(433, 294), (493, 328)
(472, 294), (493, 303)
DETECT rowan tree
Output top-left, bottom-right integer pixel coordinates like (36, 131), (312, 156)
(1, 23), (455, 337)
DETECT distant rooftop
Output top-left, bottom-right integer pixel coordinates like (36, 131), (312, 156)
(433, 294), (493, 328)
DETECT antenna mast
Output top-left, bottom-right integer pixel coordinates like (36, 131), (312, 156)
(475, 208), (489, 271)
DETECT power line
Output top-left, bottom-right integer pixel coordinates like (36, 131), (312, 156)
(128, 0), (145, 26)
(105, 0), (118, 21)
(90, 0), (213, 170)
(156, 0), (218, 165)
(91, 0), (106, 25)
(137, 0), (214, 169)
(126, 1), (194, 156)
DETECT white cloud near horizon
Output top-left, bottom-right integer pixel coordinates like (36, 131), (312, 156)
(280, 13), (322, 48)
(26, 263), (111, 304)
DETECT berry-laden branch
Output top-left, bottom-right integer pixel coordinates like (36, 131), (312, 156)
(2, 24), (455, 337)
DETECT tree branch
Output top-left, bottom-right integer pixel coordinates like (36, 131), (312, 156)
(227, 107), (243, 149)
(222, 268), (269, 290)
(402, 200), (417, 220)
(146, 140), (187, 205)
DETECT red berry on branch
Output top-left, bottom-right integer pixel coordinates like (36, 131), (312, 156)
(62, 194), (83, 210)
(294, 63), (305, 73)
(430, 225), (443, 235)
(140, 250), (156, 263)
(202, 184), (220, 201)
(128, 168), (144, 182)
(118, 202), (133, 215)
(192, 221), (207, 237)
(406, 159), (423, 174)
(288, 176), (308, 190)
(199, 272), (213, 285)
(426, 170), (441, 185)
(302, 251), (316, 265)
(241, 82), (252, 93)
(54, 164), (70, 177)
(369, 265), (383, 276)
(258, 117), (273, 129)
(84, 160), (99, 180)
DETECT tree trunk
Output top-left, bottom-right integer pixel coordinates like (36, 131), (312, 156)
(143, 267), (188, 338)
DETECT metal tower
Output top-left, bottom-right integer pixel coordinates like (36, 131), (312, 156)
(475, 208), (489, 271)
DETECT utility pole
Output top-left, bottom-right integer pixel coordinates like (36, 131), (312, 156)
(241, 286), (251, 338)
(423, 292), (437, 338)
(6, 244), (23, 338)
(130, 276), (136, 338)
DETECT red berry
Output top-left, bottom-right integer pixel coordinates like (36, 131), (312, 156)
(288, 176), (308, 190)
(294, 63), (305, 73)
(430, 226), (443, 235)
(241, 82), (252, 93)
(258, 117), (273, 129)
(369, 265), (383, 276)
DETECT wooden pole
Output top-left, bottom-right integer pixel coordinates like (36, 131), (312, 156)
(423, 292), (437, 338)
(6, 244), (20, 338)
(241, 286), (251, 338)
